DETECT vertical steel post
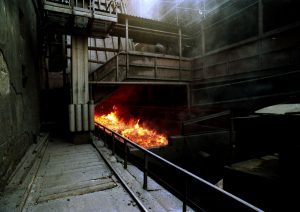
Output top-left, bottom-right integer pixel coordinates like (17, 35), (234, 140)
(125, 18), (129, 77)
(182, 176), (188, 212)
(258, 0), (263, 69)
(125, 19), (129, 52)
(103, 127), (107, 147)
(186, 84), (191, 110)
(178, 28), (182, 80)
(112, 133), (115, 155)
(118, 36), (121, 52)
(143, 153), (148, 190)
(201, 23), (205, 56)
(124, 140), (128, 169)
(154, 56), (157, 79)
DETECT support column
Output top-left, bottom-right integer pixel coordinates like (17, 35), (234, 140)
(125, 18), (129, 77)
(201, 23), (205, 56)
(258, 0), (263, 69)
(72, 35), (89, 107)
(69, 35), (91, 143)
(178, 28), (182, 80)
(118, 36), (121, 52)
(186, 84), (191, 110)
(125, 18), (129, 52)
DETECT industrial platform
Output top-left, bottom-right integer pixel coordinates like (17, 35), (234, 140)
(0, 134), (191, 212)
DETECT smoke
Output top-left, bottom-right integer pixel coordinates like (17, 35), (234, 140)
(127, 0), (161, 19)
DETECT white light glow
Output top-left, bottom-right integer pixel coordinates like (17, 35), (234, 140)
(129, 0), (160, 19)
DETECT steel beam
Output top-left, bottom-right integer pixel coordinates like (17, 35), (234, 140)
(89, 81), (189, 85)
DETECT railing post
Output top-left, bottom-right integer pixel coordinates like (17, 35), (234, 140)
(182, 176), (188, 212)
(143, 153), (148, 190)
(103, 127), (107, 147)
(112, 133), (116, 155)
(124, 140), (128, 169)
(154, 56), (157, 79)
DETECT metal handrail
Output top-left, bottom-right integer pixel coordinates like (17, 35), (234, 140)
(90, 51), (193, 82)
(94, 122), (263, 212)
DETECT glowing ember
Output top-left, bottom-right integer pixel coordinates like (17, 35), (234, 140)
(94, 106), (168, 148)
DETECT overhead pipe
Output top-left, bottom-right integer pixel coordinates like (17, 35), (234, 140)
(89, 81), (189, 85)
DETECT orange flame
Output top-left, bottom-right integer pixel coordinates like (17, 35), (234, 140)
(94, 106), (168, 148)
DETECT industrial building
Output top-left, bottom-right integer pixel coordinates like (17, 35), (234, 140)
(1, 0), (300, 211)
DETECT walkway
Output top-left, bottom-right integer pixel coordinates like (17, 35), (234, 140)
(0, 135), (190, 212)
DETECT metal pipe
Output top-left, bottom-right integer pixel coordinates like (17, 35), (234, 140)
(75, 104), (82, 131)
(82, 104), (89, 131)
(89, 81), (189, 86)
(89, 100), (95, 131)
(178, 28), (182, 80)
(125, 18), (129, 77)
(69, 104), (75, 132)
(125, 19), (129, 52)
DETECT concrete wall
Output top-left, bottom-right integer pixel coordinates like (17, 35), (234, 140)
(0, 0), (40, 191)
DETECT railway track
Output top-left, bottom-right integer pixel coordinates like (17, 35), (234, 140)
(92, 139), (149, 212)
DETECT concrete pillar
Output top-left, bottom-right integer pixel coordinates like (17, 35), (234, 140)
(72, 36), (89, 105)
(70, 35), (89, 134)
